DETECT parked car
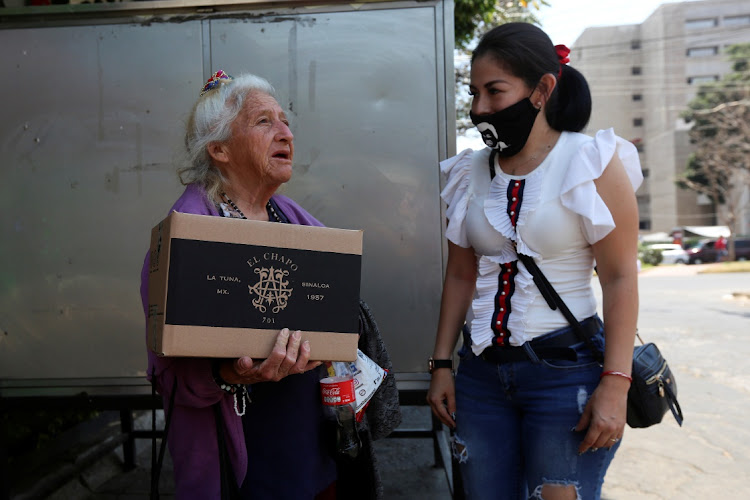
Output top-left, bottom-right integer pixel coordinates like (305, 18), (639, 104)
(648, 243), (689, 265)
(687, 239), (717, 264)
(687, 238), (750, 264)
(732, 238), (750, 261)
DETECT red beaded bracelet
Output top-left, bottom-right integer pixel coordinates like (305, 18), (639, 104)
(600, 370), (632, 383)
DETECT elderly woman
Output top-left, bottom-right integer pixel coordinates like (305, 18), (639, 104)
(140, 71), (340, 499)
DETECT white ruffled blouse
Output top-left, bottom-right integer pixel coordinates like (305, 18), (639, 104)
(440, 129), (643, 355)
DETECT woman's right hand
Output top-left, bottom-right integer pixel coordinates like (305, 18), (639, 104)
(427, 369), (457, 428)
(427, 242), (475, 429)
(219, 328), (322, 385)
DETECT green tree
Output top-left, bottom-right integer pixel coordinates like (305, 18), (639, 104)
(455, 0), (546, 50)
(454, 0), (548, 133)
(680, 44), (750, 259)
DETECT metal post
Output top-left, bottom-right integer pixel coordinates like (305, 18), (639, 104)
(431, 411), (444, 468)
(120, 409), (136, 470)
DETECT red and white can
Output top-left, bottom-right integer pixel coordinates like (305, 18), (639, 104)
(320, 376), (355, 406)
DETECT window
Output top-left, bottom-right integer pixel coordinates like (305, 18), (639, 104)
(685, 18), (717, 30)
(687, 75), (719, 85)
(631, 66), (642, 75)
(687, 47), (718, 57)
(639, 220), (652, 231)
(631, 40), (641, 50)
(635, 142), (645, 152)
(641, 168), (649, 178)
(724, 15), (750, 26)
(696, 193), (712, 205)
(632, 94), (643, 101)
(633, 118), (643, 127)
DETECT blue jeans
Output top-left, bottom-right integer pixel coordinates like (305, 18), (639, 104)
(454, 319), (619, 499)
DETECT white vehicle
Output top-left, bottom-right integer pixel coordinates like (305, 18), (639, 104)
(649, 243), (689, 265)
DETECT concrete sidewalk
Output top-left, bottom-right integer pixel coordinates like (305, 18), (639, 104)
(13, 270), (750, 499)
(37, 406), (453, 500)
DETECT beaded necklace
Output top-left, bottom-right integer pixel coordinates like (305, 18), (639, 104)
(220, 192), (282, 222)
(215, 191), (283, 416)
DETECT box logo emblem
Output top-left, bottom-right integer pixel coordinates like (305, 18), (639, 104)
(248, 266), (294, 314)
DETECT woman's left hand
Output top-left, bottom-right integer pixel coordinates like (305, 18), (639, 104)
(575, 375), (630, 454)
(220, 328), (322, 385)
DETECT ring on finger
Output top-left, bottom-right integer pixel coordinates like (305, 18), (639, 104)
(609, 437), (620, 443)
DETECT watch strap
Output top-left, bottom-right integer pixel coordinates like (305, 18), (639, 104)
(428, 358), (453, 373)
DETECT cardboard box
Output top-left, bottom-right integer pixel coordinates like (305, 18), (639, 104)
(147, 211), (362, 361)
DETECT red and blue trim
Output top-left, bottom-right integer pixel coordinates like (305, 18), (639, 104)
(490, 179), (526, 347)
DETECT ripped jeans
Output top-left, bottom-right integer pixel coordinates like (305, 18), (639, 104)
(453, 321), (619, 499)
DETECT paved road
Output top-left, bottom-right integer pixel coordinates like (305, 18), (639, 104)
(601, 267), (750, 499)
(41, 266), (750, 499)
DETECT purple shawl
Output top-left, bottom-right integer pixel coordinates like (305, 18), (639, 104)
(139, 184), (324, 498)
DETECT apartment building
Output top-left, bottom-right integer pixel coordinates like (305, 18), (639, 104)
(571, 0), (750, 234)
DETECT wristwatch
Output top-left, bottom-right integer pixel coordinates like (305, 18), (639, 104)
(428, 357), (453, 374)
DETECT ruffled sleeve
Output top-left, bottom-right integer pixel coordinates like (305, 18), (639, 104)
(560, 129), (643, 244)
(440, 149), (473, 248)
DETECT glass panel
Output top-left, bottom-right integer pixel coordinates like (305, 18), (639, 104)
(685, 18), (718, 29)
(687, 47), (719, 57)
(724, 15), (750, 26)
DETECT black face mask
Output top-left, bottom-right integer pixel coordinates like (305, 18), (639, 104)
(470, 95), (539, 158)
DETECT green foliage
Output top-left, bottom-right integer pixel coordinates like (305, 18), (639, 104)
(676, 154), (727, 204)
(455, 0), (497, 50)
(453, 1), (547, 132)
(639, 243), (663, 266)
(727, 44), (750, 73)
(684, 44), (750, 120)
(454, 0), (545, 50)
(678, 43), (750, 224)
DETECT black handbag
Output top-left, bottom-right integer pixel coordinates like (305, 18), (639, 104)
(517, 254), (683, 429)
(627, 339), (683, 428)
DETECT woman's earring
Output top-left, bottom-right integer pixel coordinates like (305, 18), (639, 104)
(536, 101), (543, 109)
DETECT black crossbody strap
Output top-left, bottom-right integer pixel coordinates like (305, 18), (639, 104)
(663, 383), (684, 426)
(488, 149), (498, 180)
(517, 253), (604, 363)
(212, 403), (241, 500)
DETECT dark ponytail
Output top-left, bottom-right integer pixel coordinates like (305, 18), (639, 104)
(472, 23), (591, 133)
(546, 64), (591, 132)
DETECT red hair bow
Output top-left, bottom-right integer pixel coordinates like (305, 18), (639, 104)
(555, 44), (571, 65)
(555, 44), (570, 77)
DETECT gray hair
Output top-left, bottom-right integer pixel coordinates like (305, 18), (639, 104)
(178, 73), (278, 202)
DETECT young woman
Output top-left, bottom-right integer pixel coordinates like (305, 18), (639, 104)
(427, 23), (643, 500)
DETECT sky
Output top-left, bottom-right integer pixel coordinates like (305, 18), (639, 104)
(457, 0), (694, 150)
(537, 0), (689, 47)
